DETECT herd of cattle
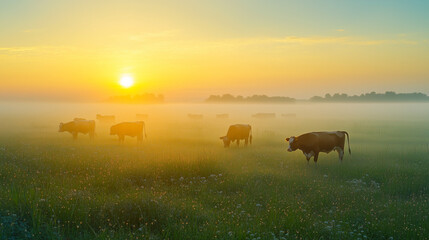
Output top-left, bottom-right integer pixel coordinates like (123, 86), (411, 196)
(59, 115), (351, 163)
(59, 117), (147, 143)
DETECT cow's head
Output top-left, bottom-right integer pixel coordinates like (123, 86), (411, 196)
(219, 136), (231, 147)
(110, 126), (116, 135)
(58, 123), (64, 132)
(285, 136), (298, 152)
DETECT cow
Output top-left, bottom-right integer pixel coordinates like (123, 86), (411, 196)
(188, 114), (203, 120)
(96, 114), (115, 123)
(136, 114), (149, 120)
(216, 114), (229, 119)
(59, 119), (95, 140)
(281, 113), (296, 118)
(220, 124), (252, 148)
(285, 131), (351, 163)
(252, 113), (276, 119)
(110, 121), (147, 143)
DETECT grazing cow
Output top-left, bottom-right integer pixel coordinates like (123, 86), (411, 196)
(281, 113), (296, 118)
(252, 113), (276, 119)
(96, 114), (115, 123)
(188, 114), (203, 120)
(216, 114), (229, 119)
(59, 119), (95, 140)
(220, 124), (252, 148)
(110, 121), (146, 143)
(285, 131), (351, 163)
(136, 114), (149, 120)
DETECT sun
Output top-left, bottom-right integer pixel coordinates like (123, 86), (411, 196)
(119, 74), (134, 88)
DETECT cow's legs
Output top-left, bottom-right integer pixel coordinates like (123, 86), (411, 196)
(119, 135), (125, 143)
(244, 138), (248, 146)
(72, 132), (78, 140)
(306, 155), (311, 165)
(304, 152), (311, 163)
(137, 134), (143, 144)
(337, 147), (344, 162)
(89, 132), (94, 140)
(236, 139), (240, 147)
(313, 152), (319, 163)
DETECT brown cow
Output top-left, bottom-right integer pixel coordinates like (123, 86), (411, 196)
(220, 124), (252, 148)
(59, 119), (95, 140)
(110, 121), (146, 143)
(286, 131), (351, 163)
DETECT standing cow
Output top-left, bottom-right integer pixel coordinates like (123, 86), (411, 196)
(59, 119), (95, 140)
(220, 124), (252, 148)
(96, 114), (115, 123)
(285, 131), (351, 163)
(110, 121), (147, 143)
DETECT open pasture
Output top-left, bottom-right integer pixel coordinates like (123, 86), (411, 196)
(0, 103), (428, 239)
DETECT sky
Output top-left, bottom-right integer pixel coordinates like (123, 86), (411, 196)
(1, 0), (429, 102)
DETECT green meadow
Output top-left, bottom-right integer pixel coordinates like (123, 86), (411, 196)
(0, 103), (428, 239)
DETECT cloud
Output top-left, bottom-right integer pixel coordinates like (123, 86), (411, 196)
(270, 36), (348, 45)
(22, 29), (41, 33)
(0, 46), (77, 56)
(336, 29), (345, 32)
(347, 39), (418, 46)
(0, 47), (36, 53)
(206, 36), (419, 47)
(0, 47), (44, 56)
(0, 34), (418, 58)
(128, 29), (180, 42)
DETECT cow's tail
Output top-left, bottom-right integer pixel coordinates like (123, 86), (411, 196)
(144, 124), (147, 139)
(249, 126), (253, 145)
(342, 131), (351, 154)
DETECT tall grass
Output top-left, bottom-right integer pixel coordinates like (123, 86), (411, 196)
(1, 112), (429, 239)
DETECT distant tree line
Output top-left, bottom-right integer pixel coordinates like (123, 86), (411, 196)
(310, 91), (429, 102)
(107, 93), (164, 103)
(206, 91), (429, 103)
(206, 94), (296, 103)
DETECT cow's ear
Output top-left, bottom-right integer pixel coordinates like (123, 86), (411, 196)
(285, 138), (290, 141)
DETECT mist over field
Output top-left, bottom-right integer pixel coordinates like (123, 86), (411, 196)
(2, 101), (429, 136)
(1, 101), (428, 239)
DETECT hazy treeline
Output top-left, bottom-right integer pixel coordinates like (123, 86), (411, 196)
(205, 91), (429, 103)
(206, 94), (296, 103)
(102, 91), (429, 104)
(310, 91), (429, 102)
(107, 93), (164, 103)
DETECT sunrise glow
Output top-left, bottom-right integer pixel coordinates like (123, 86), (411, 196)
(0, 1), (428, 101)
(119, 74), (134, 88)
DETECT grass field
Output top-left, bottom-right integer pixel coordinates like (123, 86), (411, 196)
(0, 103), (428, 239)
